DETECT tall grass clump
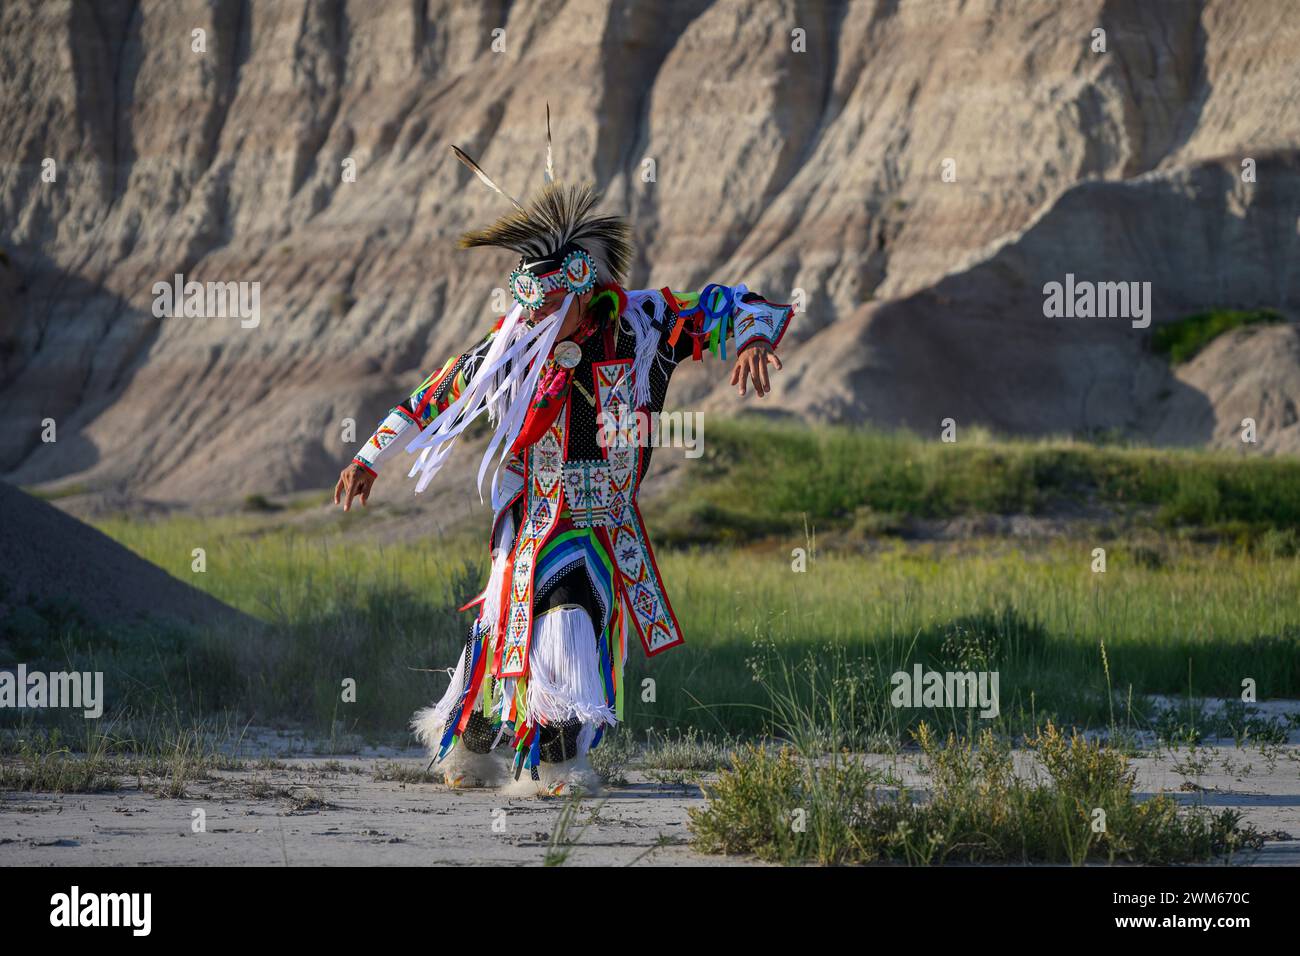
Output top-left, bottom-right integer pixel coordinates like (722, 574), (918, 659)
(689, 643), (1260, 865)
(690, 720), (1259, 865)
(0, 718), (246, 795)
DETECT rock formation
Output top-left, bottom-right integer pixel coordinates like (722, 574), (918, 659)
(1, 0), (1297, 507)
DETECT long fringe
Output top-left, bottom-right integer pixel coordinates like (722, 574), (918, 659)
(526, 606), (616, 726)
(621, 289), (673, 409)
(479, 512), (516, 649)
(405, 303), (565, 500)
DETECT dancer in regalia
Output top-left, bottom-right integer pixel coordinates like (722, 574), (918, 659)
(334, 122), (794, 795)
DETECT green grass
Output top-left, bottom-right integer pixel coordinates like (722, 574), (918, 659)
(648, 419), (1300, 546)
(24, 514), (482, 733)
(0, 721), (246, 796)
(1150, 308), (1285, 365)
(4, 426), (1298, 753)
(4, 511), (1281, 746)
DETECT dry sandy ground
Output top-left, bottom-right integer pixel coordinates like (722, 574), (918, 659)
(0, 758), (728, 867)
(2, 743), (1299, 867)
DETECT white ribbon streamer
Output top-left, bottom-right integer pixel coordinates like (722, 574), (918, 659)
(475, 295), (568, 501)
(402, 296), (573, 499)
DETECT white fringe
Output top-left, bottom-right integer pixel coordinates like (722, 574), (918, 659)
(478, 296), (569, 502)
(405, 300), (568, 500)
(437, 744), (509, 788)
(479, 512), (515, 648)
(411, 508), (519, 752)
(526, 754), (603, 796)
(526, 605), (616, 727)
(621, 289), (672, 409)
(411, 643), (468, 753)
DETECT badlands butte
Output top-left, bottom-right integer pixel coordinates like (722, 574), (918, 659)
(2, 0), (1300, 511)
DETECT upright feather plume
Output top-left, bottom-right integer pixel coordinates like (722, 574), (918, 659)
(450, 144), (525, 213)
(544, 103), (555, 184)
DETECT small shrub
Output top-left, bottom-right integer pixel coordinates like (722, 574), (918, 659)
(589, 727), (636, 786)
(1150, 308), (1284, 365)
(690, 723), (1259, 865)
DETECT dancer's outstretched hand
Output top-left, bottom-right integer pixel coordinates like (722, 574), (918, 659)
(730, 343), (783, 398)
(334, 462), (376, 511)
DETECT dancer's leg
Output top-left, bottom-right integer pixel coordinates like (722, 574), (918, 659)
(523, 603), (612, 795)
(410, 623), (508, 787)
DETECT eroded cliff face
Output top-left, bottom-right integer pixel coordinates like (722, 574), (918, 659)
(1, 0), (1298, 504)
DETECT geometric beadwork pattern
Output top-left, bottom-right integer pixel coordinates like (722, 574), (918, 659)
(592, 359), (684, 656)
(499, 406), (567, 677)
(560, 460), (613, 528)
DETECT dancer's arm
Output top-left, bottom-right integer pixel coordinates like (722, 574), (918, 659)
(334, 323), (500, 510)
(661, 285), (794, 398)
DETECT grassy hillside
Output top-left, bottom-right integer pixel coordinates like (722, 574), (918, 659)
(6, 426), (1298, 747)
(649, 419), (1300, 546)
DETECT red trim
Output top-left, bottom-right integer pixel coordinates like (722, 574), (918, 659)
(739, 300), (794, 350)
(492, 551), (512, 676)
(766, 304), (795, 349)
(660, 287), (688, 312)
(491, 543), (513, 667)
(351, 458), (377, 478)
(493, 450), (528, 677)
(738, 335), (776, 352)
(488, 488), (523, 550)
(588, 357), (684, 656)
(631, 496), (685, 655)
(591, 358), (633, 459)
(455, 646), (487, 734)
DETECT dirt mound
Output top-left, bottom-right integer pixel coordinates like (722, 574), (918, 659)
(1152, 323), (1300, 453)
(0, 482), (253, 635)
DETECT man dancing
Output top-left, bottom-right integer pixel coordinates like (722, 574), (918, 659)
(334, 137), (793, 795)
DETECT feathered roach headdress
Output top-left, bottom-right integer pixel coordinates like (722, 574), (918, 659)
(450, 106), (632, 310)
(404, 109), (633, 501)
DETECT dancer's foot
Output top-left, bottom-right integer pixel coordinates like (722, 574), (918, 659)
(534, 754), (603, 798)
(437, 747), (508, 789)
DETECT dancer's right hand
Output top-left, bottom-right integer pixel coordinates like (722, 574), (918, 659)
(334, 462), (376, 511)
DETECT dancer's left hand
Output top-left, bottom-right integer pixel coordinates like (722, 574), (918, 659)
(731, 344), (783, 398)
